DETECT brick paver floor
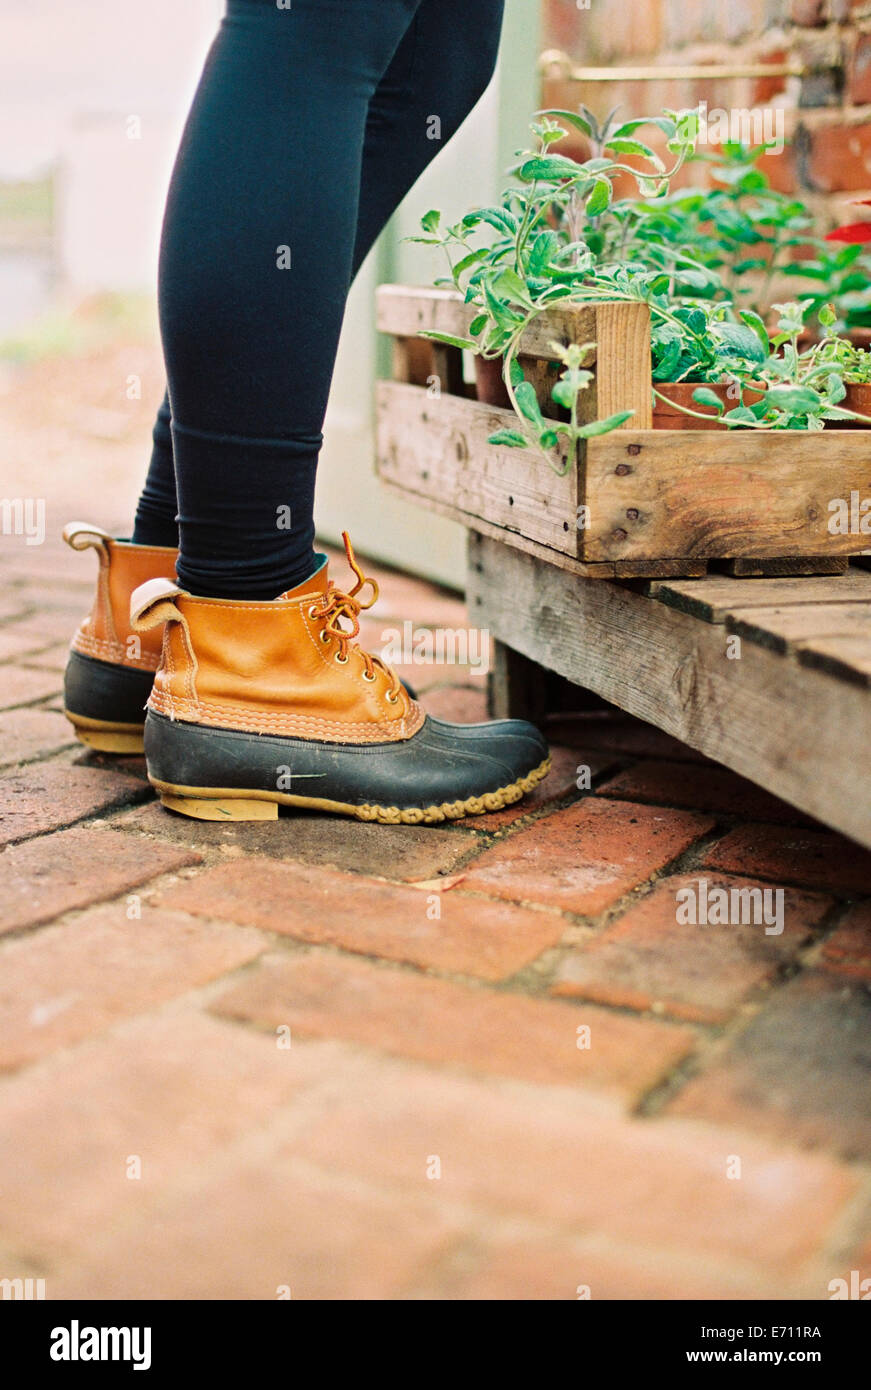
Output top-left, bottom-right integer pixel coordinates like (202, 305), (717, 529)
(1, 336), (869, 1299)
(1, 527), (870, 1301)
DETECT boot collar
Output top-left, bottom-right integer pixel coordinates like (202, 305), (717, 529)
(276, 553), (329, 602)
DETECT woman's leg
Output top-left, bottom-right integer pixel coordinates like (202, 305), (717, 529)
(131, 392), (176, 546)
(129, 0), (548, 824)
(157, 0), (421, 598)
(131, 0), (505, 569)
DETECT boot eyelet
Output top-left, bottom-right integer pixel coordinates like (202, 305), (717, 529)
(362, 671), (376, 683)
(308, 604), (319, 619)
(319, 630), (331, 644)
(335, 653), (349, 665)
(385, 691), (399, 705)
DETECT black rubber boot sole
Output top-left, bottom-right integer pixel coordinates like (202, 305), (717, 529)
(144, 709), (550, 824)
(63, 649), (154, 753)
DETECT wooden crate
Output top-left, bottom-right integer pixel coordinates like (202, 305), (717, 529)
(376, 285), (871, 580)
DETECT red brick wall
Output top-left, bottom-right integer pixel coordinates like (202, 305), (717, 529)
(541, 0), (871, 227)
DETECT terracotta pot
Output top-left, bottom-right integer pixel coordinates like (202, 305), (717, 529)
(653, 381), (763, 430)
(474, 356), (511, 408)
(847, 328), (871, 351)
(833, 381), (871, 429)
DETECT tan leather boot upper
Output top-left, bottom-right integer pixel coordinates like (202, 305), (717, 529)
(131, 535), (425, 743)
(65, 522), (178, 674)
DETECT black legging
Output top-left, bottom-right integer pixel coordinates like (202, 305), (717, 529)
(132, 0), (505, 598)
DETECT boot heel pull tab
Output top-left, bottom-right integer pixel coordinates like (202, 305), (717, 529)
(63, 521), (112, 560)
(130, 577), (183, 632)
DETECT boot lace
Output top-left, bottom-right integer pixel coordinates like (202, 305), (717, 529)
(308, 532), (404, 704)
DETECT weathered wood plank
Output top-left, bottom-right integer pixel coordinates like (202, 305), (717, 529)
(593, 300), (652, 431)
(379, 476), (705, 578)
(581, 429), (871, 562)
(467, 532), (871, 847)
(378, 474), (707, 580)
(379, 378), (871, 571)
(727, 600), (871, 651)
(376, 284), (599, 362)
(717, 556), (848, 577)
(377, 381), (707, 577)
(797, 636), (871, 687)
(610, 558), (708, 578)
(376, 379), (580, 556)
(725, 602), (871, 688)
(647, 570), (871, 623)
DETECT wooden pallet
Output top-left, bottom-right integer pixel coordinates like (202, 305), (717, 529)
(469, 533), (871, 847)
(376, 285), (871, 580)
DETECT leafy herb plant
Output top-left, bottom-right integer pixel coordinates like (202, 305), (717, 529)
(410, 108), (700, 471)
(682, 303), (871, 430)
(411, 107), (871, 456)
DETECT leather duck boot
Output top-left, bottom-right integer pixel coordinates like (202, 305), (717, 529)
(62, 522), (178, 753)
(130, 534), (550, 824)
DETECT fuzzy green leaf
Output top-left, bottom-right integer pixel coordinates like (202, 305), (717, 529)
(715, 322), (767, 363)
(550, 381), (576, 409)
(760, 385), (823, 413)
(450, 248), (488, 278)
(586, 178), (612, 217)
(604, 138), (665, 171)
(537, 109), (594, 139)
(488, 429), (529, 448)
(738, 309), (771, 355)
(528, 230), (560, 275)
(826, 374), (847, 404)
(610, 119), (655, 139)
(518, 155), (582, 182)
(492, 267), (536, 307)
(461, 208), (517, 235)
(418, 330), (475, 351)
(577, 411), (634, 437)
(514, 380), (545, 425)
(508, 356), (526, 389)
(692, 388), (725, 410)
